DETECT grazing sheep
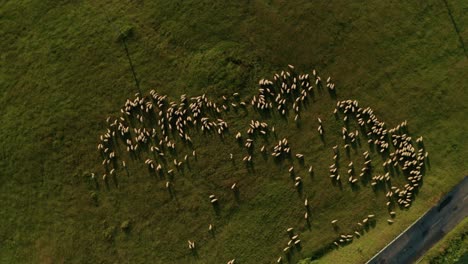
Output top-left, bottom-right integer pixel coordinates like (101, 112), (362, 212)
(188, 240), (196, 250)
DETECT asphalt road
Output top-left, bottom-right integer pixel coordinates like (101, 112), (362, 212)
(366, 176), (468, 264)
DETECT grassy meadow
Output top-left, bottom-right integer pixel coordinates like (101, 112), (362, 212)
(1, 0), (467, 263)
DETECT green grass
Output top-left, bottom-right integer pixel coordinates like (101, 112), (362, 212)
(418, 218), (468, 264)
(1, 0), (467, 263)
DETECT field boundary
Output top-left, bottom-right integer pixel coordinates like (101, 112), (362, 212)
(366, 176), (468, 264)
(442, 0), (467, 57)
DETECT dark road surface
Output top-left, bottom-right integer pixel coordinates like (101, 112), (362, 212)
(366, 176), (468, 264)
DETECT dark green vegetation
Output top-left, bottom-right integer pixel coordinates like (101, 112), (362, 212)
(1, 1), (467, 263)
(420, 219), (468, 264)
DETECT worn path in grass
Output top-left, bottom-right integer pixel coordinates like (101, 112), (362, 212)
(367, 176), (468, 264)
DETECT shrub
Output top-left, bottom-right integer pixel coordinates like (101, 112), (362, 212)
(121, 220), (131, 232)
(117, 25), (135, 42)
(90, 192), (98, 206)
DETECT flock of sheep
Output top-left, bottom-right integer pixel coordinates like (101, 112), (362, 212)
(96, 90), (236, 187)
(93, 65), (427, 263)
(334, 100), (427, 210)
(323, 99), (428, 248)
(252, 65), (335, 118)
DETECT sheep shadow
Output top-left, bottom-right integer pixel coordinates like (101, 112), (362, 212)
(350, 182), (361, 192)
(111, 173), (119, 188)
(233, 189), (241, 204)
(327, 88), (337, 100)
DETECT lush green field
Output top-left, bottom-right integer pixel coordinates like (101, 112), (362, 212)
(1, 1), (467, 263)
(418, 218), (467, 264)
